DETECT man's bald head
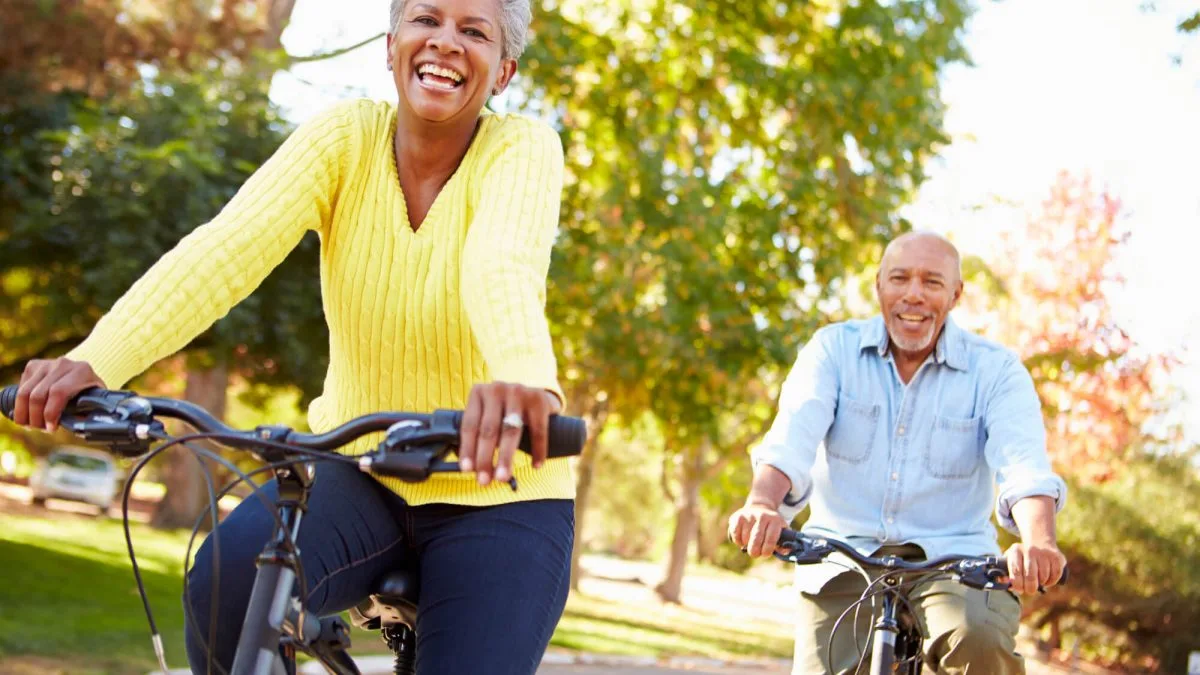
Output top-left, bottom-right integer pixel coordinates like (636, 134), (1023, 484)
(879, 231), (962, 283)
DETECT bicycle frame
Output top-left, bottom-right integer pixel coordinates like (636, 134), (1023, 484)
(228, 459), (359, 675)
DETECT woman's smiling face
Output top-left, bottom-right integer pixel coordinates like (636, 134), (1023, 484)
(388, 0), (516, 124)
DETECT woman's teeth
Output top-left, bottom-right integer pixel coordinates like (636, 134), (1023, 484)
(417, 64), (464, 90)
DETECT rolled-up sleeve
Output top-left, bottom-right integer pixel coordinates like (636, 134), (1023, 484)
(750, 328), (839, 520)
(984, 354), (1068, 534)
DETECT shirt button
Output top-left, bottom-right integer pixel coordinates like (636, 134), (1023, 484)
(891, 472), (899, 481)
(887, 517), (895, 524)
(897, 426), (906, 436)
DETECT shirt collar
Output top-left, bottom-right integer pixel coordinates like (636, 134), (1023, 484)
(860, 315), (969, 372)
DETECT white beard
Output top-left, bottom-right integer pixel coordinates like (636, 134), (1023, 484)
(889, 323), (937, 353)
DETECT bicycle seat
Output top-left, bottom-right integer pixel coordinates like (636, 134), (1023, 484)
(348, 569), (419, 631)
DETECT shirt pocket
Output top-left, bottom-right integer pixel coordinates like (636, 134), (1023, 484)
(826, 396), (880, 464)
(924, 414), (983, 479)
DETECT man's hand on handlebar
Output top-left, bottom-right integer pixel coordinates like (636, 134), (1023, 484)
(457, 382), (562, 487)
(13, 358), (105, 432)
(728, 501), (789, 558)
(1002, 541), (1067, 595)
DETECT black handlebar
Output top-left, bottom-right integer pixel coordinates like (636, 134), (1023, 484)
(775, 528), (1068, 588)
(0, 385), (586, 461)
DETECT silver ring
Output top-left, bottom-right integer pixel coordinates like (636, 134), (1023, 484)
(501, 412), (524, 431)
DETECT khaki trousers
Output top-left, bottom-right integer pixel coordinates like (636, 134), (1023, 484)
(791, 545), (1024, 675)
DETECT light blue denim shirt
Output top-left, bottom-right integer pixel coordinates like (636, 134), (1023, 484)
(752, 315), (1066, 584)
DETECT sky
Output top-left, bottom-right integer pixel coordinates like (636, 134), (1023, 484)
(268, 0), (1200, 441)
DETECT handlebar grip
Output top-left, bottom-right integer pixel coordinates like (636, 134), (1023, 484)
(991, 558), (1069, 586)
(0, 385), (131, 422)
(0, 385), (16, 420)
(447, 411), (586, 458)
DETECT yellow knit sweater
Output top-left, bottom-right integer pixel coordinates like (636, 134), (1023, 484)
(67, 99), (574, 506)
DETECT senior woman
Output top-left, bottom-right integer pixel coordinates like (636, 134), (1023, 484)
(9, 0), (574, 672)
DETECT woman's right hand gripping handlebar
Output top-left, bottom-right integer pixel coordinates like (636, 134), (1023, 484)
(11, 358), (105, 432)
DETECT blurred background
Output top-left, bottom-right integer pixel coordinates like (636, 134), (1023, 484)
(1, 0), (1197, 673)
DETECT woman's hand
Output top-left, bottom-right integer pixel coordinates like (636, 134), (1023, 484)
(457, 382), (562, 486)
(13, 358), (105, 431)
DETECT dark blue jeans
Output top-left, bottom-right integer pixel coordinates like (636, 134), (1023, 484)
(183, 460), (574, 674)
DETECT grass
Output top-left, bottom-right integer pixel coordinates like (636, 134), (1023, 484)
(554, 593), (791, 659)
(0, 513), (193, 674)
(0, 510), (790, 674)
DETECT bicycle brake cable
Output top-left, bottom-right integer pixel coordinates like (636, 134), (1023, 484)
(176, 440), (353, 673)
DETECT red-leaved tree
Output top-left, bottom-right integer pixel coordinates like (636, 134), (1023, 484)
(961, 172), (1174, 483)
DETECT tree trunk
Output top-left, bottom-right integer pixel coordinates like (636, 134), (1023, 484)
(1047, 616), (1061, 650)
(151, 362), (228, 529)
(260, 0), (299, 50)
(568, 438), (601, 590)
(655, 444), (704, 604)
(568, 396), (609, 590)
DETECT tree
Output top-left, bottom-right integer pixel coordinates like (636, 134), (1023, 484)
(959, 173), (1190, 671)
(1029, 453), (1199, 672)
(1180, 9), (1199, 33)
(519, 0), (973, 599)
(960, 174), (1173, 481)
(0, 0), (337, 527)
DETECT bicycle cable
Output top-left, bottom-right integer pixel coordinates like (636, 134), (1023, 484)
(119, 429), (361, 675)
(181, 453), (350, 674)
(174, 438), (357, 674)
(828, 569), (957, 674)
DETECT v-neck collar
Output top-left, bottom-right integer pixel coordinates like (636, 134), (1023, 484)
(387, 110), (489, 236)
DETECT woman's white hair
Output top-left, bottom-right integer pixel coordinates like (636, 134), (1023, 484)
(389, 0), (531, 60)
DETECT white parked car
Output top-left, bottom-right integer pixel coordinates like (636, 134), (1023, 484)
(30, 446), (121, 511)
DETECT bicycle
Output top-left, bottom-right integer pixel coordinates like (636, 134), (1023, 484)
(0, 385), (586, 675)
(771, 528), (1069, 675)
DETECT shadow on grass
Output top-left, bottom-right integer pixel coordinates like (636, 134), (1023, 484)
(0, 537), (188, 675)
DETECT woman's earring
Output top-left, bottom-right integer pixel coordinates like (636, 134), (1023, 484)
(387, 62), (393, 72)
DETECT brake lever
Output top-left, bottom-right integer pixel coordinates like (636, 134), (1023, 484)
(773, 536), (831, 565)
(359, 421), (518, 491)
(953, 559), (1013, 592)
(60, 395), (164, 457)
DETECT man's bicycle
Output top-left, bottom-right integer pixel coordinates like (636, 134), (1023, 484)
(772, 528), (1068, 675)
(0, 385), (586, 675)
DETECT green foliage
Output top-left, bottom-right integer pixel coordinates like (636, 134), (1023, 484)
(0, 62), (329, 400)
(1180, 10), (1200, 32)
(518, 0), (972, 595)
(522, 0), (973, 443)
(584, 415), (674, 558)
(1027, 451), (1200, 671)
